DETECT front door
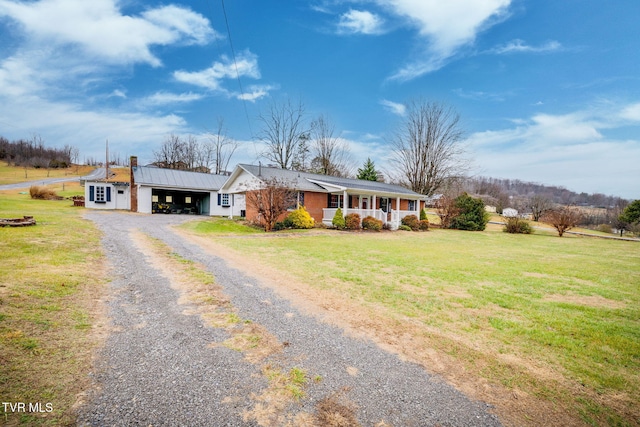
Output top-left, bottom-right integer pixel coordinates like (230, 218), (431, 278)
(361, 198), (368, 210)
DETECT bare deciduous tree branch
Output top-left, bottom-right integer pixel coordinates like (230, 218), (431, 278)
(390, 99), (469, 196)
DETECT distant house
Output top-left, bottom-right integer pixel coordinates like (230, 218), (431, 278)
(502, 208), (519, 217)
(219, 164), (425, 229)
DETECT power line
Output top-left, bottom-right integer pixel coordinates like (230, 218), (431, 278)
(220, 0), (253, 137)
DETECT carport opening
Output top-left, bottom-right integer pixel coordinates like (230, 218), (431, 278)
(151, 189), (210, 215)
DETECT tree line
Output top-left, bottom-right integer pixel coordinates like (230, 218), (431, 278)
(0, 135), (78, 169)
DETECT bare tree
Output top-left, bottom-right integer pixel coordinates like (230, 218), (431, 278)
(153, 134), (186, 169)
(390, 99), (468, 196)
(434, 194), (461, 229)
(257, 98), (308, 169)
(183, 135), (199, 170)
(529, 195), (553, 221)
(309, 114), (352, 177)
(542, 206), (583, 237)
(244, 178), (297, 232)
(204, 118), (238, 174)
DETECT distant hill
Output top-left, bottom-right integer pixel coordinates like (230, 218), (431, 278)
(462, 176), (628, 208)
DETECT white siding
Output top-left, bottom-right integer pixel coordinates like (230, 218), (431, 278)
(138, 186), (152, 213)
(85, 182), (129, 210)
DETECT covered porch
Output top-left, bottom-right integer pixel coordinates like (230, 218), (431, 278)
(321, 191), (423, 229)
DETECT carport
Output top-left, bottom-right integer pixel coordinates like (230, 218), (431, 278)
(151, 189), (210, 215)
(131, 164), (228, 215)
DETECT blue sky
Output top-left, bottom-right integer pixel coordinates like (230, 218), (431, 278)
(0, 0), (638, 199)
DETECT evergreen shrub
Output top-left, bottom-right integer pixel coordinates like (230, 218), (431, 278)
(287, 206), (314, 229)
(332, 208), (345, 229)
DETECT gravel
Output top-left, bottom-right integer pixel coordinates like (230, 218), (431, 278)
(77, 212), (502, 427)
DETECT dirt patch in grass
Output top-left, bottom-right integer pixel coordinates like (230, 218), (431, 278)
(176, 229), (594, 427)
(314, 388), (361, 427)
(543, 294), (626, 309)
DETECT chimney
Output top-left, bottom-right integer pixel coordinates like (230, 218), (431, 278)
(130, 156), (138, 212)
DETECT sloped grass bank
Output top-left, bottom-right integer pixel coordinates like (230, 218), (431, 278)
(0, 192), (104, 425)
(188, 220), (640, 426)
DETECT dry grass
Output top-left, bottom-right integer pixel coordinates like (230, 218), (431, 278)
(314, 389), (361, 427)
(0, 161), (94, 185)
(0, 193), (106, 425)
(29, 185), (62, 200)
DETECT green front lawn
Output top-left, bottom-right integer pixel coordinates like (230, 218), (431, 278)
(186, 218), (640, 426)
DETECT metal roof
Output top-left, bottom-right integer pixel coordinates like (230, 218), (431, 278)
(133, 166), (228, 191)
(238, 164), (423, 198)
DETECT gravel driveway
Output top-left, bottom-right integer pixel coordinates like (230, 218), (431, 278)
(78, 212), (502, 427)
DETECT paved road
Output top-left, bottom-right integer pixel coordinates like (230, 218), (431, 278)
(78, 212), (502, 427)
(0, 168), (106, 190)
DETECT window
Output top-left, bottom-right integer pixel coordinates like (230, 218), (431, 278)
(89, 185), (110, 204)
(220, 193), (230, 206)
(185, 196), (192, 204)
(380, 198), (389, 213)
(165, 195), (173, 203)
(298, 192), (305, 207)
(408, 200), (416, 211)
(96, 186), (105, 202)
(329, 194), (343, 208)
(152, 195), (159, 202)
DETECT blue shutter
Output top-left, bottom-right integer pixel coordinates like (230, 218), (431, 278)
(89, 186), (94, 202)
(217, 193), (221, 205)
(106, 187), (111, 202)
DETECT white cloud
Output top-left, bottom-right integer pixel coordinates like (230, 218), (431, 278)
(337, 9), (385, 35)
(467, 105), (640, 198)
(620, 103), (640, 121)
(379, 99), (406, 116)
(453, 88), (506, 102)
(0, 89), (187, 162)
(141, 91), (204, 106)
(109, 89), (127, 99)
(174, 51), (273, 101)
(0, 0), (218, 67)
(237, 85), (277, 102)
(489, 39), (562, 54)
(174, 51), (261, 91)
(380, 0), (512, 81)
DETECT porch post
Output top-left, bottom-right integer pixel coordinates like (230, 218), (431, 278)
(343, 190), (348, 217)
(416, 198), (420, 216)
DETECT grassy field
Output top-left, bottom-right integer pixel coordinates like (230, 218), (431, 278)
(185, 218), (640, 426)
(0, 162), (95, 185)
(0, 188), (104, 425)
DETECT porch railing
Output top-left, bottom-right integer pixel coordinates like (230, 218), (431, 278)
(322, 208), (419, 229)
(322, 208), (386, 225)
